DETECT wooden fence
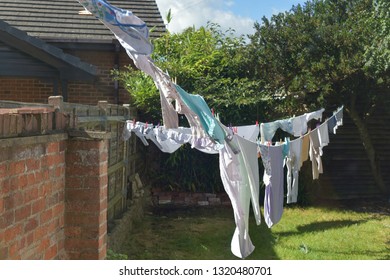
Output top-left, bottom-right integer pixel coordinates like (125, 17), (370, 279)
(51, 98), (139, 228)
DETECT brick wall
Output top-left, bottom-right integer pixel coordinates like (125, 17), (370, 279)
(0, 103), (111, 260)
(151, 188), (231, 207)
(66, 50), (132, 105)
(0, 78), (54, 104)
(0, 48), (133, 105)
(65, 138), (108, 260)
(0, 134), (68, 259)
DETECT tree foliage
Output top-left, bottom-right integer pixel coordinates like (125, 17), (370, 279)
(250, 0), (385, 112)
(364, 0), (390, 78)
(117, 0), (389, 193)
(249, 0), (389, 193)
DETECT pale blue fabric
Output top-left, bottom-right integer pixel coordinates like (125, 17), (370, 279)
(261, 118), (293, 142)
(259, 140), (289, 228)
(259, 144), (285, 228)
(78, 0), (152, 55)
(327, 115), (337, 134)
(175, 84), (225, 145)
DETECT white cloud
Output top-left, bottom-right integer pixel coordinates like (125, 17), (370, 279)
(155, 0), (255, 37)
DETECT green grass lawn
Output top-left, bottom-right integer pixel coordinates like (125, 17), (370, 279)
(121, 202), (390, 260)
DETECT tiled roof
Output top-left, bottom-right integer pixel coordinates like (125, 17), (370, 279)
(0, 0), (166, 42)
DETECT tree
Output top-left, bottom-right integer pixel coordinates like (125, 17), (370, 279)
(249, 0), (389, 193)
(364, 0), (390, 78)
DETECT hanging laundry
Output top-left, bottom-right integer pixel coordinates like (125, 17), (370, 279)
(158, 126), (222, 154)
(259, 141), (289, 228)
(326, 106), (344, 135)
(235, 124), (260, 142)
(235, 136), (261, 225)
(153, 127), (188, 153)
(260, 118), (293, 142)
(153, 68), (180, 129)
(335, 106), (344, 127)
(218, 136), (254, 258)
(286, 137), (303, 204)
(175, 85), (226, 145)
(300, 133), (310, 167)
(309, 131), (320, 177)
(124, 121), (151, 146)
(334, 106), (344, 134)
(317, 121), (330, 148)
(308, 127), (323, 180)
(77, 0), (152, 55)
(327, 115), (337, 134)
(292, 108), (325, 137)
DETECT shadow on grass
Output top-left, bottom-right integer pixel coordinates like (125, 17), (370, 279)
(125, 206), (279, 260)
(278, 219), (368, 238)
(246, 218), (280, 260)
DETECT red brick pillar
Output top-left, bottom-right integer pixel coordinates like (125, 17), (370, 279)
(65, 137), (108, 259)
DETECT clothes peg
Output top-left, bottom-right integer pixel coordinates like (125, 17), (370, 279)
(211, 108), (214, 117)
(255, 120), (258, 126)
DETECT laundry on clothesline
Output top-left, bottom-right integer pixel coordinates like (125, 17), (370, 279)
(258, 140), (289, 228)
(259, 108), (325, 142)
(79, 0), (344, 259)
(123, 106), (344, 232)
(77, 0), (152, 55)
(258, 106), (343, 204)
(218, 124), (261, 259)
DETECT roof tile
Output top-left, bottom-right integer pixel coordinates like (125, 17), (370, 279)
(0, 0), (166, 42)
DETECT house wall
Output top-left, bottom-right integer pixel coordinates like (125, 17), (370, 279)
(0, 49), (133, 106)
(65, 49), (133, 105)
(0, 78), (54, 104)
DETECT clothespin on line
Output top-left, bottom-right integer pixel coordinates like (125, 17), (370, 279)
(260, 122), (265, 144)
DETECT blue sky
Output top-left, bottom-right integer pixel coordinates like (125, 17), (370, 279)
(155, 0), (307, 36)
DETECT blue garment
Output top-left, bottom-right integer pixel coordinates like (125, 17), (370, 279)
(175, 84), (225, 145)
(261, 118), (293, 142)
(78, 0), (152, 55)
(259, 144), (285, 228)
(327, 115), (337, 134)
